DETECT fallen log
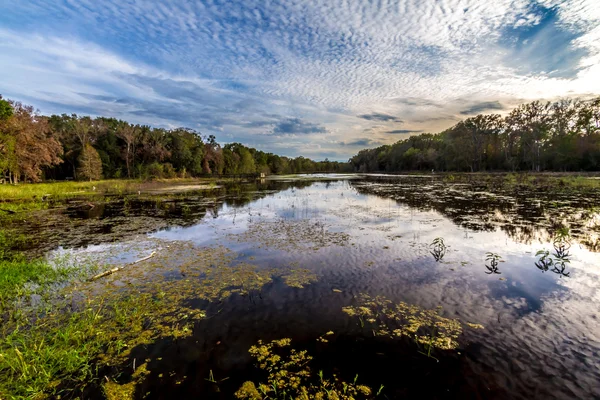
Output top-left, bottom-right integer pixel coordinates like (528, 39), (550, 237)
(88, 251), (156, 281)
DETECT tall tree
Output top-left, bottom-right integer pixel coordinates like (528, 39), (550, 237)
(77, 143), (102, 181)
(117, 123), (141, 178)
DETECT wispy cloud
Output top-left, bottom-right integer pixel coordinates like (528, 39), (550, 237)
(357, 113), (403, 122)
(386, 129), (424, 134)
(0, 0), (599, 159)
(459, 101), (505, 115)
(272, 118), (327, 135)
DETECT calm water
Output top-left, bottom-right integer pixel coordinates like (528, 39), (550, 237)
(41, 175), (600, 399)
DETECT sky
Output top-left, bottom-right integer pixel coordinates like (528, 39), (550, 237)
(0, 0), (599, 161)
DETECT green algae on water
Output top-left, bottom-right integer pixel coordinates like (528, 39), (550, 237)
(236, 338), (375, 400)
(342, 294), (464, 351)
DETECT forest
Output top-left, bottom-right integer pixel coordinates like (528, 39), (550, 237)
(350, 97), (600, 172)
(0, 96), (348, 183)
(3, 95), (600, 183)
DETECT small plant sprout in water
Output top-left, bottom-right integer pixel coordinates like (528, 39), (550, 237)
(553, 228), (572, 259)
(430, 237), (447, 262)
(205, 369), (229, 385)
(551, 258), (571, 277)
(485, 252), (503, 274)
(535, 250), (554, 272)
(534, 228), (572, 277)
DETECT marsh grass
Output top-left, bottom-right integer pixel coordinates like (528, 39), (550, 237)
(0, 230), (90, 322)
(0, 288), (207, 399)
(0, 257), (79, 317)
(0, 238), (324, 399)
(0, 180), (119, 201)
(0, 177), (247, 202)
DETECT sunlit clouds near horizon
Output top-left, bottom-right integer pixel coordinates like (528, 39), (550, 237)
(1, 0), (599, 160)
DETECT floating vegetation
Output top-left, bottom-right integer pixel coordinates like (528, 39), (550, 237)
(485, 252), (503, 275)
(316, 331), (335, 343)
(465, 322), (485, 329)
(235, 338), (376, 399)
(342, 294), (463, 351)
(0, 289), (206, 399)
(351, 176), (600, 253)
(281, 268), (319, 289)
(230, 219), (350, 252)
(0, 240), (323, 399)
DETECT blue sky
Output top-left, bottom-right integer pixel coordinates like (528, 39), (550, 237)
(1, 0), (599, 160)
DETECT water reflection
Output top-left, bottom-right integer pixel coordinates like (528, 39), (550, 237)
(484, 252), (502, 275)
(350, 176), (600, 252)
(429, 237), (447, 262)
(10, 175), (600, 399)
(534, 231), (573, 277)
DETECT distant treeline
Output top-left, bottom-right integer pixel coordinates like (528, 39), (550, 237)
(350, 97), (600, 173)
(0, 96), (349, 183)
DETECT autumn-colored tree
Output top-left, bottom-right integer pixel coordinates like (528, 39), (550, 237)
(203, 134), (223, 174)
(0, 100), (63, 183)
(77, 144), (102, 181)
(139, 126), (171, 165)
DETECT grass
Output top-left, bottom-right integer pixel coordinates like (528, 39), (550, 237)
(0, 257), (78, 316)
(0, 228), (104, 399)
(1, 306), (105, 399)
(0, 176), (255, 203)
(0, 179), (143, 202)
(0, 287), (207, 399)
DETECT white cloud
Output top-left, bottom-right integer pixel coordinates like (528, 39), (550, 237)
(0, 0), (598, 159)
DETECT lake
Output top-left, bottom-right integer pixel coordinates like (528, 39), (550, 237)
(11, 174), (600, 399)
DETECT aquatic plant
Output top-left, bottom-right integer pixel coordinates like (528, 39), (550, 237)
(534, 229), (572, 277)
(230, 219), (349, 252)
(551, 259), (571, 277)
(535, 250), (554, 272)
(485, 252), (502, 274)
(280, 268), (318, 289)
(552, 228), (572, 259)
(429, 237), (447, 262)
(0, 290), (206, 399)
(342, 294), (463, 351)
(235, 338), (375, 399)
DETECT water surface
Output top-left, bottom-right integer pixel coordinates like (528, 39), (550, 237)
(31, 175), (600, 399)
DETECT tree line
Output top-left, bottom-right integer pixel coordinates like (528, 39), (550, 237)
(0, 96), (348, 183)
(350, 97), (600, 173)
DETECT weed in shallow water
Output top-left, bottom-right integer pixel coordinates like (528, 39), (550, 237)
(485, 252), (502, 274)
(236, 338), (374, 400)
(342, 294), (468, 352)
(429, 237), (447, 262)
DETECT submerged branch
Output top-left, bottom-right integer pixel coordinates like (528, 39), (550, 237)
(88, 251), (156, 281)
